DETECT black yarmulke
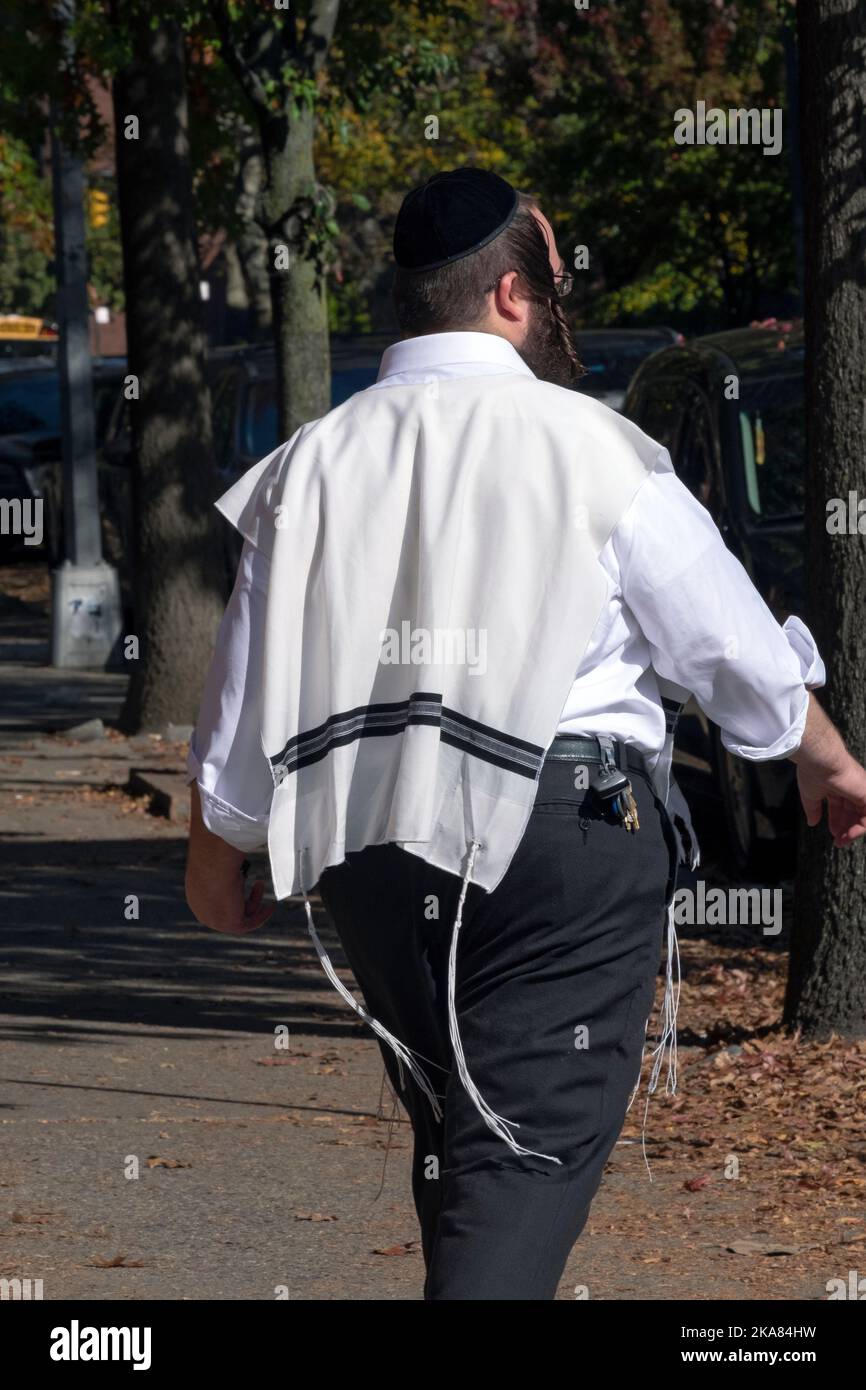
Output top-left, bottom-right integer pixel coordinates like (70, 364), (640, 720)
(393, 167), (520, 272)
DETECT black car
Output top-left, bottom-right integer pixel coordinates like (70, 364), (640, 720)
(624, 319), (805, 876)
(0, 359), (127, 562)
(14, 336), (392, 589)
(207, 333), (394, 482)
(574, 327), (684, 411)
(205, 334), (393, 580)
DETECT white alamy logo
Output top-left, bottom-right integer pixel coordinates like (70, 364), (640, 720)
(379, 621), (487, 676)
(673, 883), (783, 936)
(49, 1321), (152, 1371)
(0, 497), (43, 545)
(826, 491), (866, 534)
(0, 1276), (43, 1299)
(674, 101), (782, 156)
(827, 1270), (866, 1300)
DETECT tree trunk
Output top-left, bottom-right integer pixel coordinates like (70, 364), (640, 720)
(259, 107), (331, 440)
(234, 125), (272, 342)
(112, 12), (225, 732)
(785, 1), (866, 1037)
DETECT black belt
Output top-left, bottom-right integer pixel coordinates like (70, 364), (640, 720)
(544, 733), (650, 779)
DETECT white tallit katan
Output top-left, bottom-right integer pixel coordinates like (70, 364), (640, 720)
(216, 370), (695, 901)
(216, 369), (698, 1164)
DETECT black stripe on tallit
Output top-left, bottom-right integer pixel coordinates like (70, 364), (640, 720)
(270, 692), (545, 781)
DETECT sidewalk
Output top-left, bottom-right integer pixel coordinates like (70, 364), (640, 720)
(1, 568), (862, 1301)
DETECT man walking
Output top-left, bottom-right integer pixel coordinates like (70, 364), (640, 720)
(185, 168), (866, 1300)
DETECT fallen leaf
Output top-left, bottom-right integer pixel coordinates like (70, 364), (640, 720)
(684, 1175), (713, 1192)
(86, 1254), (146, 1268)
(726, 1238), (820, 1256)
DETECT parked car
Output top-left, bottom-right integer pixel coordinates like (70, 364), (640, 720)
(206, 333), (394, 482)
(0, 359), (128, 564)
(204, 334), (393, 581)
(574, 327), (684, 411)
(98, 334), (394, 592)
(623, 319), (805, 875)
(0, 345), (56, 373)
(0, 315), (59, 372)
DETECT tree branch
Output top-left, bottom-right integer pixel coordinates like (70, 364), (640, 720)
(299, 0), (340, 77)
(211, 0), (284, 115)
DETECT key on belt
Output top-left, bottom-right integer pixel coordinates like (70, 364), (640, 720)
(587, 736), (640, 833)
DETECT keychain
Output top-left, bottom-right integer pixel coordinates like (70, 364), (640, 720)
(588, 738), (640, 833)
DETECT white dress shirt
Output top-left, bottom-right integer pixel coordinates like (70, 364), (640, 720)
(188, 331), (824, 851)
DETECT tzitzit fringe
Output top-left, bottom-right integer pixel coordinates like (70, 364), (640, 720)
(299, 850), (443, 1122)
(445, 840), (563, 1167)
(625, 895), (681, 1181)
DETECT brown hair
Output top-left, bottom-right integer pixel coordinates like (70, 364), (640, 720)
(392, 192), (581, 381)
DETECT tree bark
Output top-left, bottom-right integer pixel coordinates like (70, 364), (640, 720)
(785, 0), (866, 1037)
(259, 105), (331, 439)
(212, 0), (339, 441)
(233, 123), (272, 341)
(112, 11), (225, 732)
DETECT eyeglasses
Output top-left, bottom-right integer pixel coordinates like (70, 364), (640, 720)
(484, 268), (574, 299)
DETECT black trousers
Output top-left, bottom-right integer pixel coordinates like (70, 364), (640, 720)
(318, 747), (680, 1300)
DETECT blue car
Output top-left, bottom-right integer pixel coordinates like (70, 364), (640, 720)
(207, 334), (394, 481)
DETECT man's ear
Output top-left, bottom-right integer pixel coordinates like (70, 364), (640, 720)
(494, 269), (530, 324)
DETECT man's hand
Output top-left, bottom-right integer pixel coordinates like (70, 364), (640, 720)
(791, 695), (866, 848)
(795, 758), (866, 847)
(185, 782), (276, 934)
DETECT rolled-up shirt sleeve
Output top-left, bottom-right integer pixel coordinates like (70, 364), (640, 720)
(614, 466), (826, 762)
(186, 538), (274, 849)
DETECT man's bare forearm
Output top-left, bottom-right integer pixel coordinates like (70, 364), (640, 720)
(185, 783), (274, 934)
(187, 781), (247, 878)
(790, 693), (849, 776)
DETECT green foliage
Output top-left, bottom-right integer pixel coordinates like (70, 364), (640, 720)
(0, 225), (55, 318)
(286, 184), (341, 281)
(280, 68), (319, 121)
(0, 0), (800, 336)
(0, 135), (55, 316)
(329, 278), (373, 334)
(477, 0), (796, 329)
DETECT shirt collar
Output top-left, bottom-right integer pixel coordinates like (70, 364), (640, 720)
(376, 331), (535, 383)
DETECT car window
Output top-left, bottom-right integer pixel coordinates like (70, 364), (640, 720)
(676, 389), (721, 513)
(576, 338), (667, 393)
(630, 378), (684, 456)
(332, 366), (378, 406)
(737, 376), (804, 520)
(243, 380), (279, 459)
(0, 371), (123, 446)
(0, 376), (60, 435)
(243, 367), (380, 458)
(0, 341), (55, 362)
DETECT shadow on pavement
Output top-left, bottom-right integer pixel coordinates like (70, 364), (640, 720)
(0, 832), (366, 1042)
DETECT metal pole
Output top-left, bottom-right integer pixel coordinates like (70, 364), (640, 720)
(49, 0), (121, 667)
(50, 108), (102, 568)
